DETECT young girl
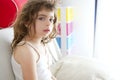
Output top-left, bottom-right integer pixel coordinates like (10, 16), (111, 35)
(11, 0), (58, 80)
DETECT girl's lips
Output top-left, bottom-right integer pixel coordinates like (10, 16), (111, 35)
(43, 29), (50, 32)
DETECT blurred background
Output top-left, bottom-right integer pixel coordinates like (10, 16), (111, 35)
(1, 0), (120, 79)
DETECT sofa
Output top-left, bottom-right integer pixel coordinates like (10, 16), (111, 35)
(0, 28), (114, 80)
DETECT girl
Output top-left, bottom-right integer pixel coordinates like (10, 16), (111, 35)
(11, 0), (58, 80)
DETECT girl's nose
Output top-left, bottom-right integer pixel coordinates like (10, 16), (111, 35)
(46, 20), (51, 26)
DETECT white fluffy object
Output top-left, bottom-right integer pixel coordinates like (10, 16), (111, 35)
(51, 56), (113, 80)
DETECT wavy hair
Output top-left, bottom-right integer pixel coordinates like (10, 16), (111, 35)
(11, 0), (58, 50)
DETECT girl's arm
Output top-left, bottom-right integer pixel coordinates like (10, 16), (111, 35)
(14, 45), (38, 80)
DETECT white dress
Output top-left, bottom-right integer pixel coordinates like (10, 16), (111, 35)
(11, 41), (53, 80)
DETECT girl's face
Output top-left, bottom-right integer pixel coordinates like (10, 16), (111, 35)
(32, 9), (55, 38)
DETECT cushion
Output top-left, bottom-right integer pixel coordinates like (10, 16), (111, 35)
(46, 39), (62, 65)
(0, 0), (27, 28)
(0, 0), (17, 28)
(51, 55), (113, 80)
(0, 28), (15, 80)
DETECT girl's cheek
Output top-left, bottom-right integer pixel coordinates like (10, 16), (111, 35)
(50, 26), (53, 31)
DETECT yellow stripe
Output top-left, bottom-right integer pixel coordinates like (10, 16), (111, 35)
(57, 7), (74, 22)
(57, 8), (61, 21)
(66, 7), (73, 22)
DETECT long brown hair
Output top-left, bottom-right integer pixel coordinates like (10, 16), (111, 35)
(11, 0), (58, 50)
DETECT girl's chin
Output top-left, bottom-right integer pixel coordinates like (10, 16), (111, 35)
(38, 32), (50, 38)
(43, 33), (50, 37)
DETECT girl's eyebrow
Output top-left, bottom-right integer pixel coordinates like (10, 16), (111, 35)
(38, 14), (47, 17)
(38, 14), (54, 18)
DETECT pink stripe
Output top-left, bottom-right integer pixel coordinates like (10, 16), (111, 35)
(57, 23), (61, 35)
(66, 22), (73, 36)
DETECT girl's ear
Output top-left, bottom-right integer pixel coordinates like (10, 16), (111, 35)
(24, 22), (29, 28)
(24, 24), (28, 28)
(53, 14), (57, 24)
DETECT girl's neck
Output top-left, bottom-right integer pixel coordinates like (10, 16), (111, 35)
(23, 36), (43, 46)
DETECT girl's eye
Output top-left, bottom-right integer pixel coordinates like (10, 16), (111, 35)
(49, 18), (54, 22)
(38, 17), (45, 21)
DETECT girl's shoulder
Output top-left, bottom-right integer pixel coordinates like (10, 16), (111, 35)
(14, 41), (34, 54)
(13, 41), (37, 64)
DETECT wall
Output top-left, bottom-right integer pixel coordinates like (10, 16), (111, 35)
(95, 0), (120, 79)
(60, 0), (95, 57)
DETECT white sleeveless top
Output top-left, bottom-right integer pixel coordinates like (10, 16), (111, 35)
(11, 41), (53, 80)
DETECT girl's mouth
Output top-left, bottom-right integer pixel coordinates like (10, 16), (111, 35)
(43, 29), (50, 32)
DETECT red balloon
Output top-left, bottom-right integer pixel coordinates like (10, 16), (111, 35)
(0, 0), (27, 28)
